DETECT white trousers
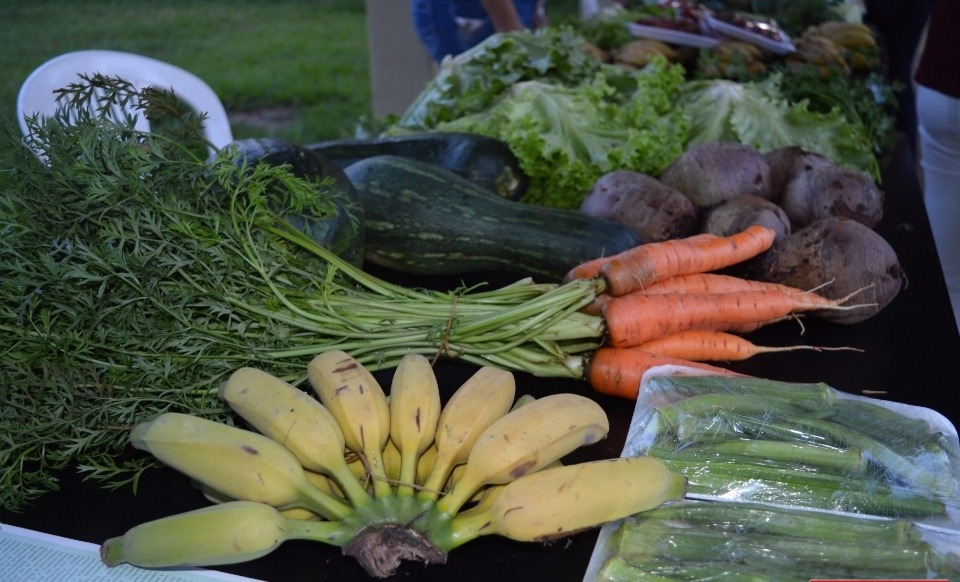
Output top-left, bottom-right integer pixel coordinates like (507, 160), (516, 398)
(917, 84), (960, 332)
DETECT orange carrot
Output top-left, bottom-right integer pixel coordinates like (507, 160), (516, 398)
(581, 292), (611, 316)
(686, 315), (802, 334)
(639, 272), (808, 296)
(583, 273), (818, 317)
(563, 254), (611, 283)
(634, 330), (862, 362)
(563, 233), (720, 284)
(586, 347), (742, 400)
(599, 226), (776, 296)
(602, 289), (864, 348)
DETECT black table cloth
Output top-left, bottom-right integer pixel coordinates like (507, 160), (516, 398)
(4, 135), (958, 581)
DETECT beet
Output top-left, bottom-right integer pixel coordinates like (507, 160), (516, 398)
(744, 217), (902, 324)
(581, 170), (698, 243)
(659, 141), (773, 210)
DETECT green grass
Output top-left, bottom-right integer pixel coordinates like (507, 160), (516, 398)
(2, 0), (581, 143)
(2, 0), (371, 142)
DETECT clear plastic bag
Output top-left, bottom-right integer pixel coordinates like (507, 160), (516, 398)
(625, 369), (960, 522)
(589, 499), (960, 581)
(584, 366), (960, 581)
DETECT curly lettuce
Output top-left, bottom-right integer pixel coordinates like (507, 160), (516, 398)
(436, 59), (690, 209)
(397, 27), (603, 131)
(678, 75), (880, 180)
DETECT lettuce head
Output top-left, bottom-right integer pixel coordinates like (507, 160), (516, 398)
(437, 58), (690, 209)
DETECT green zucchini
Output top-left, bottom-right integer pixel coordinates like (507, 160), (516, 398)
(306, 132), (529, 200)
(227, 138), (366, 267)
(343, 155), (642, 282)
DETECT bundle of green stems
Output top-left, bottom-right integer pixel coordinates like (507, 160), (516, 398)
(0, 80), (604, 512)
(597, 500), (960, 581)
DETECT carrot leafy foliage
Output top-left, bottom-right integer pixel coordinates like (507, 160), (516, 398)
(0, 76), (604, 511)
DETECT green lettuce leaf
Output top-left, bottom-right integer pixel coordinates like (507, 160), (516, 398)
(436, 59), (690, 209)
(678, 76), (880, 180)
(397, 28), (602, 131)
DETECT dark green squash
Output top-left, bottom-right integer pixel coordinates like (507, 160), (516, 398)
(227, 138), (366, 267)
(344, 155), (642, 282)
(306, 132), (529, 200)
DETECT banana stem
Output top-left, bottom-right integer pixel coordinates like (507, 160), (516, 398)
(444, 507), (495, 550)
(326, 464), (374, 508)
(418, 454), (457, 502)
(434, 481), (474, 517)
(300, 483), (354, 522)
(357, 448), (394, 500)
(396, 450), (420, 497)
(282, 517), (355, 547)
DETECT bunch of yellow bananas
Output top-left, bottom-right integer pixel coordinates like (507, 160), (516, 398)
(791, 21), (880, 73)
(99, 350), (686, 577)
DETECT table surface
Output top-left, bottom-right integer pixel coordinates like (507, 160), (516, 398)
(4, 136), (959, 581)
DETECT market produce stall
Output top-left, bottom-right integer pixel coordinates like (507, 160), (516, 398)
(2, 131), (958, 580)
(4, 3), (960, 579)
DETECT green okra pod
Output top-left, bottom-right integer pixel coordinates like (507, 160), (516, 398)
(630, 500), (922, 546)
(678, 439), (868, 475)
(788, 417), (958, 496)
(657, 458), (947, 517)
(612, 520), (933, 573)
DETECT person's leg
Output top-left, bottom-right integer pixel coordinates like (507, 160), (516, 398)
(917, 85), (960, 330)
(412, 0), (466, 62)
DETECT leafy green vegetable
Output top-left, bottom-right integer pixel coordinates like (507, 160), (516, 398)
(677, 74), (880, 180)
(0, 76), (608, 512)
(397, 27), (602, 131)
(774, 66), (899, 158)
(436, 58), (690, 209)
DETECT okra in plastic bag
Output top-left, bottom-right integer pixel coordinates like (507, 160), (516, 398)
(590, 499), (960, 581)
(624, 372), (960, 522)
(584, 367), (960, 581)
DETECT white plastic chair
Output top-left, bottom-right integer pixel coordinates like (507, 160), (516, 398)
(17, 50), (234, 152)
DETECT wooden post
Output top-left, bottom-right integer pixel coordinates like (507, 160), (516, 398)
(364, 1), (436, 117)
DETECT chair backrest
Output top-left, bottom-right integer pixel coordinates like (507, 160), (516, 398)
(17, 50), (234, 152)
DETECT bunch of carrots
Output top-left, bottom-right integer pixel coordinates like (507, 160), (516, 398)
(567, 225), (868, 399)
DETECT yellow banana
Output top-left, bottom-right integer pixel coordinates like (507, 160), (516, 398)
(448, 457), (687, 545)
(811, 21), (875, 46)
(130, 412), (351, 520)
(198, 481), (325, 521)
(418, 366), (516, 501)
(417, 442), (438, 484)
(452, 483), (505, 519)
(388, 354), (442, 496)
(219, 366), (370, 506)
(307, 350), (392, 499)
(511, 393), (536, 410)
(436, 393), (608, 515)
(452, 460), (560, 519)
(100, 501), (348, 568)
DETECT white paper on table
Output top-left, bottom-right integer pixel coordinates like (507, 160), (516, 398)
(0, 524), (263, 582)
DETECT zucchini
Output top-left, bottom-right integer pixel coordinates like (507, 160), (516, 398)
(227, 138), (366, 267)
(343, 155), (642, 282)
(306, 132), (529, 200)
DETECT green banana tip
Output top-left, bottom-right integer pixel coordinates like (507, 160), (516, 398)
(100, 537), (124, 567)
(128, 422), (151, 449)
